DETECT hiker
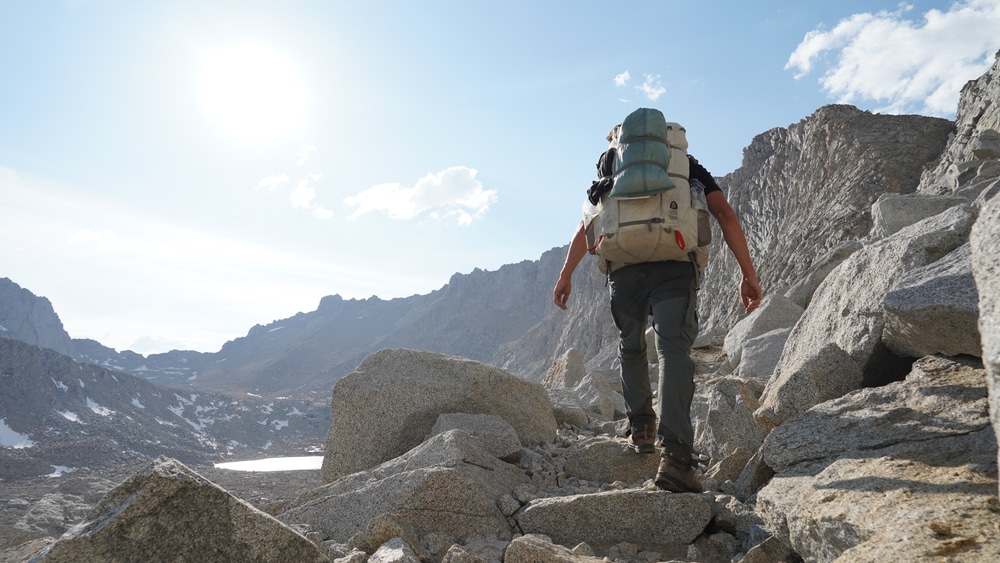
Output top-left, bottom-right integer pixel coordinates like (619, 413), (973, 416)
(552, 115), (762, 493)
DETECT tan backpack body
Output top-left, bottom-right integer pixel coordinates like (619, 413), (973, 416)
(587, 108), (710, 275)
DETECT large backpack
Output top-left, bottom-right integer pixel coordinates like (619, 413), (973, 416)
(585, 108), (710, 275)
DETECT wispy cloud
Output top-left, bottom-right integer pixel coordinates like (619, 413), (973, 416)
(638, 74), (666, 101)
(257, 155), (332, 218)
(296, 144), (317, 166)
(344, 166), (497, 226)
(257, 174), (290, 191)
(290, 175), (319, 208)
(288, 174), (335, 218)
(613, 70), (666, 101)
(786, 0), (1000, 116)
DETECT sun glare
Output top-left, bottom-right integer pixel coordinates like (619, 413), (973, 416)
(199, 44), (308, 144)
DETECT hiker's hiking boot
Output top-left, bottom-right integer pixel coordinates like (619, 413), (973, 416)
(654, 455), (703, 493)
(627, 425), (656, 454)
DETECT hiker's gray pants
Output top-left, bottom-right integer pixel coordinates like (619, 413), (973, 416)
(609, 260), (698, 464)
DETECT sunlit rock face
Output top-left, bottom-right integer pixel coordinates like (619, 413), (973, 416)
(700, 105), (954, 335)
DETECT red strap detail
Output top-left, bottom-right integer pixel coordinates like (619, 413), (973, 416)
(675, 230), (686, 250)
(587, 235), (604, 253)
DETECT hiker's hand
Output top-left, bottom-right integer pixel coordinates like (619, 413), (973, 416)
(553, 277), (572, 310)
(741, 276), (762, 314)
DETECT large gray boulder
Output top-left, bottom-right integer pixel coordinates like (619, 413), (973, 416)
(869, 193), (968, 238)
(971, 196), (1000, 497)
(723, 294), (803, 367)
(369, 537), (422, 563)
(761, 355), (993, 474)
(756, 356), (998, 561)
(543, 348), (586, 389)
(283, 429), (528, 544)
(571, 372), (624, 420)
(30, 457), (327, 563)
(693, 377), (767, 465)
(755, 205), (975, 430)
(560, 436), (658, 485)
(547, 388), (591, 428)
(783, 242), (861, 309)
(322, 348), (557, 482)
(971, 128), (1000, 159)
(515, 489), (712, 549)
(503, 535), (605, 563)
(883, 243), (981, 358)
(13, 477), (116, 540)
(734, 328), (791, 381)
(429, 413), (522, 462)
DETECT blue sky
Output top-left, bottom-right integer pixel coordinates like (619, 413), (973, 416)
(2, 0), (999, 355)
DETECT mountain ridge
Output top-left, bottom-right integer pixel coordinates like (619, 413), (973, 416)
(0, 336), (328, 481)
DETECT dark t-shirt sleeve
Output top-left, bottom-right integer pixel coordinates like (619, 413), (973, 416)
(688, 154), (722, 195)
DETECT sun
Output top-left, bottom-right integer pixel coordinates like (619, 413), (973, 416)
(199, 44), (308, 145)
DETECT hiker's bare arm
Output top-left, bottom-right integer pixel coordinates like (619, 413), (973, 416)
(553, 221), (588, 310)
(706, 190), (762, 313)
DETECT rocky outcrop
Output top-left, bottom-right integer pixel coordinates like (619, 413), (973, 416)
(270, 348), (768, 562)
(870, 192), (969, 237)
(918, 50), (1000, 195)
(0, 278), (73, 357)
(284, 429), (529, 546)
(972, 195), (1000, 496)
(544, 350), (625, 425)
(714, 52), (1000, 562)
(515, 489), (712, 549)
(429, 413), (523, 461)
(693, 377), (768, 464)
(754, 205), (975, 431)
(722, 295), (803, 367)
(321, 349), (557, 482)
(734, 328), (791, 381)
(883, 242), (981, 358)
(701, 105), (955, 336)
(503, 535), (605, 563)
(542, 348), (586, 389)
(755, 356), (998, 562)
(30, 456), (328, 563)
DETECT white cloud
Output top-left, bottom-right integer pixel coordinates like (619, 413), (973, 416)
(786, 0), (1000, 116)
(613, 71), (666, 101)
(638, 74), (666, 101)
(311, 206), (334, 219)
(257, 172), (331, 219)
(296, 144), (318, 166)
(289, 176), (318, 208)
(257, 174), (290, 190)
(344, 166), (497, 225)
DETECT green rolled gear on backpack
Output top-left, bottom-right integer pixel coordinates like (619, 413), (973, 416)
(611, 107), (679, 197)
(585, 107), (710, 275)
